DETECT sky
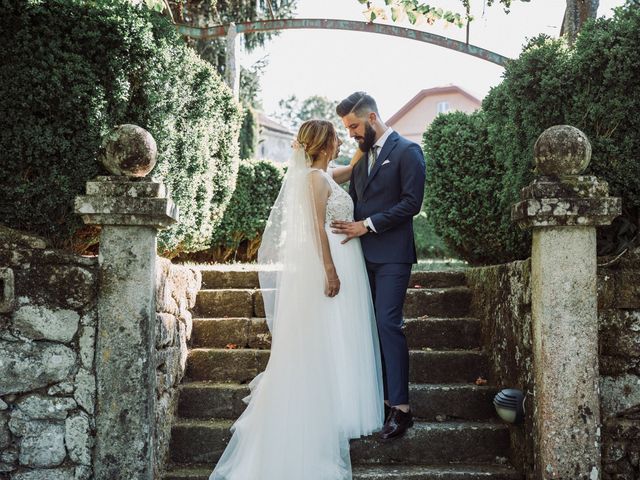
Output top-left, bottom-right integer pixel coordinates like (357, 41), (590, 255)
(240, 0), (627, 120)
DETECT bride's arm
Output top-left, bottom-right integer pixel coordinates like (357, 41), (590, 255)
(309, 171), (340, 297)
(330, 149), (365, 184)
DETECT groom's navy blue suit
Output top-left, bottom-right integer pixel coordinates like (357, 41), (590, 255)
(349, 130), (426, 406)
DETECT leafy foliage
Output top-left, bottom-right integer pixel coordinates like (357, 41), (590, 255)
(179, 159), (284, 262)
(171, 0), (298, 72)
(424, 3), (640, 264)
(357, 0), (529, 27)
(482, 35), (573, 260)
(423, 112), (507, 265)
(0, 0), (242, 255)
(413, 211), (453, 259)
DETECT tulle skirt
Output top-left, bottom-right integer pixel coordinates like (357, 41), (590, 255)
(209, 231), (384, 480)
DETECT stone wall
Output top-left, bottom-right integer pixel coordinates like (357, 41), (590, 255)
(0, 226), (201, 479)
(0, 228), (98, 480)
(598, 249), (640, 480)
(466, 248), (640, 480)
(154, 258), (201, 473)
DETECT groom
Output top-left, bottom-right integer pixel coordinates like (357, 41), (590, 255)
(332, 92), (426, 441)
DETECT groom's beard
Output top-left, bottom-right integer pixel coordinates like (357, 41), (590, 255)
(356, 123), (377, 153)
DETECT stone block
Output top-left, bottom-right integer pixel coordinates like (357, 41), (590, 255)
(74, 466), (92, 480)
(48, 382), (75, 396)
(601, 374), (640, 419)
(16, 264), (97, 310)
(157, 313), (177, 348)
(65, 412), (92, 465)
(0, 225), (48, 250)
(0, 341), (76, 394)
(616, 270), (640, 309)
(78, 326), (95, 369)
(73, 369), (95, 414)
(10, 417), (66, 467)
(597, 270), (617, 310)
(15, 395), (76, 420)
(180, 307), (193, 341)
(80, 310), (96, 327)
(200, 269), (260, 289)
(253, 290), (265, 318)
(0, 446), (17, 472)
(195, 289), (254, 318)
(0, 411), (10, 449)
(12, 467), (75, 480)
(0, 267), (15, 313)
(403, 287), (472, 318)
(12, 304), (79, 343)
(178, 321), (188, 373)
(75, 194), (178, 228)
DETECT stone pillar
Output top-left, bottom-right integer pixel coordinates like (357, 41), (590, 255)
(74, 125), (179, 480)
(512, 125), (621, 479)
(225, 22), (240, 99)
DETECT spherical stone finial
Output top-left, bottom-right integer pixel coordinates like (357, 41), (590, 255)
(101, 124), (157, 177)
(534, 125), (591, 176)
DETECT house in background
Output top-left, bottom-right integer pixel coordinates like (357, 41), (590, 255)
(387, 85), (481, 145)
(257, 112), (295, 163)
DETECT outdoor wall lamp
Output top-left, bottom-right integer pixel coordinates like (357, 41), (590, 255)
(493, 388), (525, 424)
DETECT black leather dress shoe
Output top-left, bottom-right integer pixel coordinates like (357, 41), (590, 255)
(379, 407), (413, 441)
(384, 404), (391, 421)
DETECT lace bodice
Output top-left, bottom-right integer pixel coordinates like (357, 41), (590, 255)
(318, 170), (354, 224)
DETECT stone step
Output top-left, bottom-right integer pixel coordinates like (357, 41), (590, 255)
(169, 419), (510, 466)
(194, 287), (472, 319)
(185, 349), (489, 384)
(177, 382), (498, 421)
(190, 317), (481, 350)
(199, 268), (467, 290)
(163, 464), (520, 480)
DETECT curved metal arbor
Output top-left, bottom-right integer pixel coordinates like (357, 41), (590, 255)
(176, 18), (511, 67)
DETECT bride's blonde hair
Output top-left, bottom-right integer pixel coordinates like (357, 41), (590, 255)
(296, 120), (336, 164)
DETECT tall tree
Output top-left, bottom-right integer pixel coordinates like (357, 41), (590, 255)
(561, 0), (599, 45)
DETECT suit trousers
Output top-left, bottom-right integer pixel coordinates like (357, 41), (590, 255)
(365, 261), (412, 405)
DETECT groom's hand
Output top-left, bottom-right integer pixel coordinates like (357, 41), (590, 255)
(331, 220), (367, 244)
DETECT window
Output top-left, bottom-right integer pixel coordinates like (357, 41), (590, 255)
(437, 101), (450, 114)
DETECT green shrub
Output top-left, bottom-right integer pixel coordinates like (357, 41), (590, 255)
(0, 0), (241, 255)
(413, 211), (453, 259)
(569, 5), (640, 210)
(423, 111), (507, 265)
(208, 159), (284, 261)
(425, 3), (640, 264)
(482, 35), (574, 261)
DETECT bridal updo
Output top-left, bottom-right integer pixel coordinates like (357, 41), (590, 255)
(296, 120), (336, 164)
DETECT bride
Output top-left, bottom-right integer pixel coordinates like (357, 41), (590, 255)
(209, 119), (384, 480)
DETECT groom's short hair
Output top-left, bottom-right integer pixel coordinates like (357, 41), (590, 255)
(336, 92), (380, 118)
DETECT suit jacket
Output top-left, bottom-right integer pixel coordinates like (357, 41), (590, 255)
(349, 131), (426, 264)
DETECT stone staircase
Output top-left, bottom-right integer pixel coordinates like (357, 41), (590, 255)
(163, 267), (522, 480)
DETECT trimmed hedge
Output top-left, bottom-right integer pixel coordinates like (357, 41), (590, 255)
(424, 3), (640, 264)
(211, 158), (283, 251)
(423, 112), (507, 264)
(175, 159), (284, 263)
(0, 0), (242, 255)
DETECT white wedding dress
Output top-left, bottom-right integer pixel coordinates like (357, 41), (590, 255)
(209, 156), (384, 480)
